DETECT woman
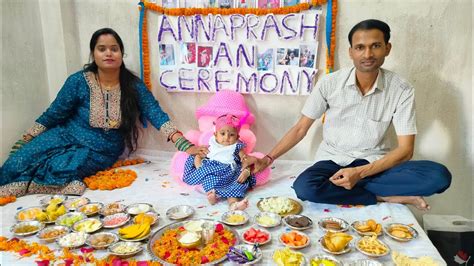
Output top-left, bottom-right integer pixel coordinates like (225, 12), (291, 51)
(0, 28), (205, 197)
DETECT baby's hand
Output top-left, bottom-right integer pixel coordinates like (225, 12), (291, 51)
(237, 168), (251, 183)
(241, 155), (257, 170)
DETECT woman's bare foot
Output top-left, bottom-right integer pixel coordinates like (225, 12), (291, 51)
(378, 196), (430, 211)
(207, 190), (217, 205)
(229, 198), (249, 211)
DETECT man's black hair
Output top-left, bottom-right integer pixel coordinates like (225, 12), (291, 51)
(348, 19), (391, 46)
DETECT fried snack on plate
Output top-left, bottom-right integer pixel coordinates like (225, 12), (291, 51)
(356, 233), (389, 257)
(392, 251), (440, 266)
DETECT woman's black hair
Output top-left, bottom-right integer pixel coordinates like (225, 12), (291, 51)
(348, 19), (391, 46)
(84, 28), (140, 154)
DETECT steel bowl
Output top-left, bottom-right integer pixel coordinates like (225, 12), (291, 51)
(126, 203), (154, 215)
(55, 212), (87, 227)
(383, 223), (418, 242)
(221, 210), (250, 226)
(39, 195), (67, 206)
(227, 244), (263, 265)
(319, 236), (352, 255)
(272, 248), (307, 266)
(72, 218), (103, 233)
(63, 197), (90, 210)
(177, 231), (202, 248)
(15, 206), (43, 222)
(318, 217), (350, 233)
(283, 214), (313, 230)
(99, 202), (127, 216)
(346, 259), (383, 266)
(309, 254), (342, 266)
(279, 230), (311, 249)
(56, 232), (88, 249)
(254, 212), (281, 228)
(37, 225), (70, 243)
(133, 211), (159, 226)
(78, 202), (103, 216)
(102, 212), (130, 229)
(10, 220), (45, 237)
(86, 232), (119, 249)
(242, 227), (271, 246)
(351, 220), (383, 236)
(108, 241), (143, 258)
(166, 205), (194, 220)
(355, 236), (390, 257)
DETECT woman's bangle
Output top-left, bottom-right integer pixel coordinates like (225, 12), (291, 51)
(264, 154), (274, 164)
(168, 130), (183, 143)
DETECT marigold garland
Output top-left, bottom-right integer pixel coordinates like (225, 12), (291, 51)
(0, 236), (162, 265)
(83, 158), (143, 190)
(138, 0), (335, 90)
(0, 195), (16, 206)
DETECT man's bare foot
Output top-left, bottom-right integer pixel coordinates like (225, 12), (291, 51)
(229, 198), (249, 211)
(207, 190), (217, 205)
(378, 196), (430, 211)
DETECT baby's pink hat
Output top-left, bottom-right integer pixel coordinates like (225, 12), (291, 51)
(195, 90), (255, 125)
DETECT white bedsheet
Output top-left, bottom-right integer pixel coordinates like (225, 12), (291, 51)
(0, 151), (445, 265)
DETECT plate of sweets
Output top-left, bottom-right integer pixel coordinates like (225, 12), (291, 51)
(320, 232), (353, 255)
(318, 217), (350, 233)
(254, 212), (281, 228)
(63, 197), (90, 210)
(15, 206), (44, 222)
(356, 234), (390, 258)
(86, 232), (119, 249)
(273, 247), (307, 266)
(221, 210), (250, 226)
(351, 219), (383, 236)
(148, 219), (238, 265)
(227, 244), (263, 265)
(279, 230), (310, 249)
(309, 254), (342, 266)
(242, 227), (271, 245)
(384, 223), (418, 242)
(102, 213), (130, 228)
(283, 214), (313, 230)
(37, 225), (70, 243)
(99, 202), (126, 216)
(257, 197), (302, 216)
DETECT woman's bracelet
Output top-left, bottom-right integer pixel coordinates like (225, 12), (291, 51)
(174, 136), (195, 152)
(168, 130), (183, 143)
(264, 154), (274, 164)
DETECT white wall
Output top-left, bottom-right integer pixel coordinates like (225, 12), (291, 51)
(1, 0), (472, 220)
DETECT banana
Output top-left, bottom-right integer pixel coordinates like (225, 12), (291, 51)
(119, 224), (142, 239)
(135, 224), (151, 239)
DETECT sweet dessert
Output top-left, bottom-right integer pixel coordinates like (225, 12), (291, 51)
(259, 197), (294, 214)
(101, 203), (125, 216)
(103, 213), (129, 228)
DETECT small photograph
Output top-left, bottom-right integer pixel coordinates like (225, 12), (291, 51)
(159, 44), (176, 66)
(180, 42), (196, 65)
(283, 0), (300, 6)
(276, 48), (289, 66)
(197, 46), (213, 67)
(162, 0), (178, 8)
(218, 0), (233, 8)
(236, 0), (256, 8)
(287, 48), (300, 66)
(257, 48), (274, 71)
(258, 0), (280, 8)
(299, 44), (317, 68)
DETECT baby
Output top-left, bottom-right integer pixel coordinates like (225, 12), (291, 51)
(183, 114), (255, 210)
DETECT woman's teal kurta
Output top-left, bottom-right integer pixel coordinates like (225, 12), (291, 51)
(0, 71), (172, 197)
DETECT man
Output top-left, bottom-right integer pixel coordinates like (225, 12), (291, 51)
(249, 19), (451, 210)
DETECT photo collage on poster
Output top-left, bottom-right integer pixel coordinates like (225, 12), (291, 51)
(160, 0), (304, 8)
